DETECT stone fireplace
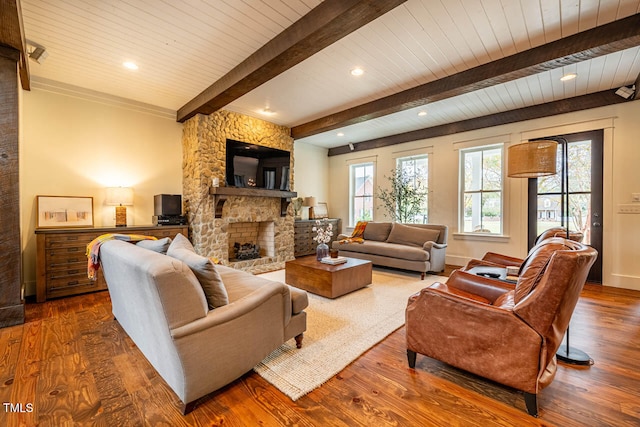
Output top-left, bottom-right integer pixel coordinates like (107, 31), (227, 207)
(182, 110), (295, 274)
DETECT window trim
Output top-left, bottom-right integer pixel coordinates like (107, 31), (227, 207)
(458, 143), (505, 236)
(349, 161), (375, 227)
(396, 154), (429, 224)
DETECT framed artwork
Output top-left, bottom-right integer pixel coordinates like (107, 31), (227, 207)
(314, 202), (329, 219)
(36, 195), (94, 228)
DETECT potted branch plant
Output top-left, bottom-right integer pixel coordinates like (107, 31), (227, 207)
(378, 166), (427, 223)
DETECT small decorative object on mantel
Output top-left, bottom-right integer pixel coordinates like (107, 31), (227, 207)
(312, 218), (333, 261)
(292, 197), (304, 219)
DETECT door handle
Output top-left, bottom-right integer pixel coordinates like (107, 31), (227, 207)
(593, 222), (601, 227)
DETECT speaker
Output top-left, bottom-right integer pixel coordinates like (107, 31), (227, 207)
(154, 194), (182, 216)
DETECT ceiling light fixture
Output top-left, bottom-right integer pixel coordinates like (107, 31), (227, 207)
(337, 132), (345, 137)
(560, 73), (577, 81)
(350, 67), (364, 76)
(26, 40), (48, 64)
(260, 107), (276, 116)
(123, 61), (138, 70)
(417, 111), (427, 117)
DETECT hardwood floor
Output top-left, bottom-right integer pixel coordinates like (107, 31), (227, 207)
(2, 267), (640, 426)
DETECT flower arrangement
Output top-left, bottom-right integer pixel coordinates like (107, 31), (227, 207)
(312, 219), (334, 244)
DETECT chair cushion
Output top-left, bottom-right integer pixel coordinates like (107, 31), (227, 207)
(339, 240), (429, 261)
(136, 237), (172, 254)
(167, 233), (229, 309)
(386, 223), (440, 247)
(363, 222), (392, 241)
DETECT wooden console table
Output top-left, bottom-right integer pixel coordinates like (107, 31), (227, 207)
(35, 225), (188, 302)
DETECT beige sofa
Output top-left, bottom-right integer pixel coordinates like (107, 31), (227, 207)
(332, 222), (448, 279)
(99, 235), (307, 413)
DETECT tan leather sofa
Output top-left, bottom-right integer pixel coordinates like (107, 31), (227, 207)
(332, 222), (448, 279)
(99, 237), (308, 413)
(405, 238), (597, 416)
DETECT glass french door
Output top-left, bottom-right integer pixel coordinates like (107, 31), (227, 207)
(527, 130), (603, 283)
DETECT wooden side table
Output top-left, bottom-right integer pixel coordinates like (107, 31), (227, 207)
(35, 225), (188, 302)
(285, 255), (372, 298)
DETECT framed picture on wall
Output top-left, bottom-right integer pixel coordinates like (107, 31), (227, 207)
(314, 202), (329, 219)
(36, 195), (94, 228)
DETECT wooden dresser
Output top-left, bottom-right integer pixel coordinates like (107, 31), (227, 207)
(294, 219), (342, 257)
(35, 225), (188, 302)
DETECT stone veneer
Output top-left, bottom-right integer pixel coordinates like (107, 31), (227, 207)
(182, 110), (295, 274)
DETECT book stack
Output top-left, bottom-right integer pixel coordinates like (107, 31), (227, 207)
(321, 256), (348, 265)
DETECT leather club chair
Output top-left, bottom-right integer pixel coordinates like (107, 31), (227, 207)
(464, 227), (584, 271)
(405, 238), (597, 416)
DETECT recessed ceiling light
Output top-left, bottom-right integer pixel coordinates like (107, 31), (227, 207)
(350, 67), (364, 77)
(560, 73), (577, 81)
(260, 107), (276, 116)
(417, 111), (427, 117)
(337, 132), (345, 137)
(123, 61), (138, 70)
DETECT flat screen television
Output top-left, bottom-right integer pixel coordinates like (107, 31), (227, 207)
(225, 139), (291, 190)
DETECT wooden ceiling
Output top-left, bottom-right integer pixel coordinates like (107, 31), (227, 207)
(19, 0), (640, 152)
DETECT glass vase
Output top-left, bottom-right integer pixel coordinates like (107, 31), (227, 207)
(316, 243), (329, 261)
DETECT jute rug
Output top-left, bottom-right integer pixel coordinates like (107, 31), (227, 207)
(253, 268), (446, 400)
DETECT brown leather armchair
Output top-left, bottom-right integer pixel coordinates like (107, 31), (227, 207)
(405, 238), (597, 416)
(464, 227), (584, 271)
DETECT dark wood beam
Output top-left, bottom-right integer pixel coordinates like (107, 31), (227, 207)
(177, 0), (406, 123)
(0, 0), (29, 90)
(296, 13), (640, 140)
(328, 90), (633, 156)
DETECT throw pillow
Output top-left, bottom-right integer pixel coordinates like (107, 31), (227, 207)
(386, 223), (440, 247)
(167, 233), (229, 309)
(136, 237), (172, 254)
(363, 222), (393, 241)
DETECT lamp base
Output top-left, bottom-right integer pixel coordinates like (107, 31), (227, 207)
(309, 206), (315, 220)
(556, 346), (593, 366)
(115, 206), (127, 227)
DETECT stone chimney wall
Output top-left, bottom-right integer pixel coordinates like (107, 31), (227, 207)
(182, 110), (295, 273)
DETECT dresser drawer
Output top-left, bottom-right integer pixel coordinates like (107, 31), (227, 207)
(36, 225), (188, 302)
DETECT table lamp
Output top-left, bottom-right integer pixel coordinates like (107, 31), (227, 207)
(303, 196), (317, 219)
(106, 187), (134, 227)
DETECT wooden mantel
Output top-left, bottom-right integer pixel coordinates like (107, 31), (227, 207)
(209, 187), (297, 218)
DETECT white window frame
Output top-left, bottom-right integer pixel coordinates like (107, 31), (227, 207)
(349, 162), (375, 227)
(459, 144), (504, 235)
(396, 154), (429, 223)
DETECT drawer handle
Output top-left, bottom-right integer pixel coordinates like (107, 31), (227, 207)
(67, 280), (79, 286)
(67, 248), (80, 252)
(68, 258), (79, 263)
(66, 236), (79, 241)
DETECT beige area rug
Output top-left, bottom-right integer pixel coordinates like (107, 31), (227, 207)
(253, 268), (446, 400)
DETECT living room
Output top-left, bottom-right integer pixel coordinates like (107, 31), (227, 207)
(3, 0), (640, 425)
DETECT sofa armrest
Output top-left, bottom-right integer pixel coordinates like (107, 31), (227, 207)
(423, 241), (447, 272)
(171, 282), (289, 339)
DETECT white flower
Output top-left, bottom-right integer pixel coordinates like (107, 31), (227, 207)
(312, 219), (333, 244)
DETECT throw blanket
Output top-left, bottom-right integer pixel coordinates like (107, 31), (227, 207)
(86, 233), (157, 280)
(339, 221), (368, 244)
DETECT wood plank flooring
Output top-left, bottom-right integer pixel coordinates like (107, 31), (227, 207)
(1, 267), (639, 426)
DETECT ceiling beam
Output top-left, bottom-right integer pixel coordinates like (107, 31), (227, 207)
(295, 13), (640, 140)
(0, 0), (29, 90)
(177, 0), (406, 123)
(327, 90), (633, 156)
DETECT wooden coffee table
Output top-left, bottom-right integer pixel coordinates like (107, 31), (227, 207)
(285, 256), (372, 298)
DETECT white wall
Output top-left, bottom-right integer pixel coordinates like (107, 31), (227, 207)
(293, 140), (330, 219)
(20, 83), (183, 296)
(328, 101), (640, 291)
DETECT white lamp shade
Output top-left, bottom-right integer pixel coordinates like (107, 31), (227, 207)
(105, 187), (134, 206)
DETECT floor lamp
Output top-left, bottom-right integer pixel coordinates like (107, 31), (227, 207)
(508, 138), (593, 366)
